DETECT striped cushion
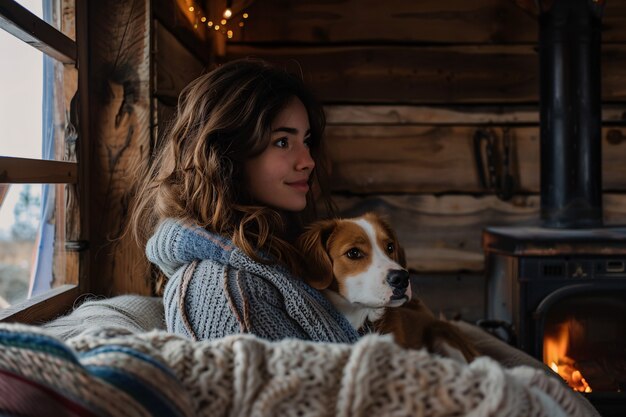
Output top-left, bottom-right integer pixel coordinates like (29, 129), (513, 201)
(0, 324), (195, 417)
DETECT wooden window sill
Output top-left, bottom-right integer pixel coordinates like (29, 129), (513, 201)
(0, 285), (78, 324)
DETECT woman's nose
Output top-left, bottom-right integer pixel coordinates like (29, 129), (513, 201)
(296, 146), (315, 171)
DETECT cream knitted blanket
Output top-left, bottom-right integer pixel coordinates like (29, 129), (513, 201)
(60, 329), (591, 417)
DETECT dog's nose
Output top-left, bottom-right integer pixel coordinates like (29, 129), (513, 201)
(386, 269), (409, 289)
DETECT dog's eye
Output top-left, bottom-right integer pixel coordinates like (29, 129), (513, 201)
(386, 243), (395, 253)
(346, 248), (363, 259)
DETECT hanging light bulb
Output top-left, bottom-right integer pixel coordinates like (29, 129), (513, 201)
(214, 25), (220, 30)
(221, 19), (227, 25)
(243, 13), (249, 19)
(207, 21), (213, 27)
(224, 0), (233, 19)
(188, 6), (194, 12)
(201, 16), (206, 22)
(227, 30), (233, 38)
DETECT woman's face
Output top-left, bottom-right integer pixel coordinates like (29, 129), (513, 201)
(244, 97), (315, 212)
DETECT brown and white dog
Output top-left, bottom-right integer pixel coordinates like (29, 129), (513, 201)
(297, 212), (477, 362)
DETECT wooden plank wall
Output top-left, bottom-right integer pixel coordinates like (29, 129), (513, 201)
(86, 0), (207, 296)
(87, 0), (626, 310)
(218, 0), (626, 317)
(87, 0), (152, 296)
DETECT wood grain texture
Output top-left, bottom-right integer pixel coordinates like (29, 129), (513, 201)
(332, 193), (626, 273)
(0, 285), (78, 323)
(0, 0), (76, 63)
(324, 104), (626, 126)
(155, 21), (205, 99)
(0, 157), (77, 183)
(51, 9), (79, 288)
(325, 125), (626, 193)
(88, 0), (152, 296)
(233, 0), (626, 44)
(74, 0), (91, 296)
(234, 0), (536, 44)
(225, 44), (626, 103)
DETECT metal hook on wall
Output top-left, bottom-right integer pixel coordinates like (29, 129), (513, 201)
(472, 127), (516, 201)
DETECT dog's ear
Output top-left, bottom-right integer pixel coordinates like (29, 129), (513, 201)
(297, 219), (337, 290)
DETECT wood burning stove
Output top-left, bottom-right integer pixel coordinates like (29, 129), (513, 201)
(483, 229), (626, 415)
(482, 1), (626, 415)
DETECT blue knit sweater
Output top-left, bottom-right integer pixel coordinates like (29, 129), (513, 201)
(146, 218), (359, 343)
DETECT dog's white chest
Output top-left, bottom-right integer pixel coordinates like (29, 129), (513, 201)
(324, 290), (385, 330)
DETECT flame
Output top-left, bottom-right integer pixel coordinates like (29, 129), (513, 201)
(544, 322), (592, 393)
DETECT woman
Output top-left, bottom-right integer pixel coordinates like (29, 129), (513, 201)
(130, 59), (358, 343)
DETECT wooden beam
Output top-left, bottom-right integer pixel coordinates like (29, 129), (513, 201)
(88, 0), (152, 297)
(325, 104), (626, 126)
(232, 0), (626, 44)
(233, 0), (537, 44)
(325, 125), (626, 193)
(0, 0), (76, 63)
(0, 285), (78, 324)
(0, 157), (77, 184)
(75, 0), (91, 295)
(224, 44), (626, 103)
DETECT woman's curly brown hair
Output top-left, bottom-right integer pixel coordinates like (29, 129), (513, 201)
(129, 58), (335, 294)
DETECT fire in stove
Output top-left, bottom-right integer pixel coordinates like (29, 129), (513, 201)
(544, 318), (592, 393)
(541, 295), (626, 393)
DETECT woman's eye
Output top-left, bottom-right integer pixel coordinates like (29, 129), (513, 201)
(304, 137), (312, 148)
(346, 248), (363, 260)
(274, 138), (288, 148)
(387, 243), (394, 253)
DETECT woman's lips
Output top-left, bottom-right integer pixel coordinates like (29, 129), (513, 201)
(286, 180), (309, 192)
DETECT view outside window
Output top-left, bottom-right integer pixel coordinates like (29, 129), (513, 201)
(1, 0), (47, 308)
(1, 0), (79, 311)
(0, 12), (43, 161)
(0, 185), (42, 307)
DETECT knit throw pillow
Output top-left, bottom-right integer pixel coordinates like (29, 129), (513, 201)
(0, 323), (195, 417)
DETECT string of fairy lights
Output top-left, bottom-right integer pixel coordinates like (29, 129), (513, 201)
(186, 0), (250, 39)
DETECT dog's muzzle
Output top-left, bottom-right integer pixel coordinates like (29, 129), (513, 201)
(387, 269), (410, 300)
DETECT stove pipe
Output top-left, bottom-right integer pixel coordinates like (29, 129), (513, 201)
(539, 0), (605, 228)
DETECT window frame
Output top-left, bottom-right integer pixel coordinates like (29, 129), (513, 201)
(0, 0), (90, 323)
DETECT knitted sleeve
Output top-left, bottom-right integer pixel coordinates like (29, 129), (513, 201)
(223, 267), (310, 342)
(162, 260), (241, 341)
(162, 259), (308, 342)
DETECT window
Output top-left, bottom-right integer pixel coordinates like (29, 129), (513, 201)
(0, 0), (88, 322)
